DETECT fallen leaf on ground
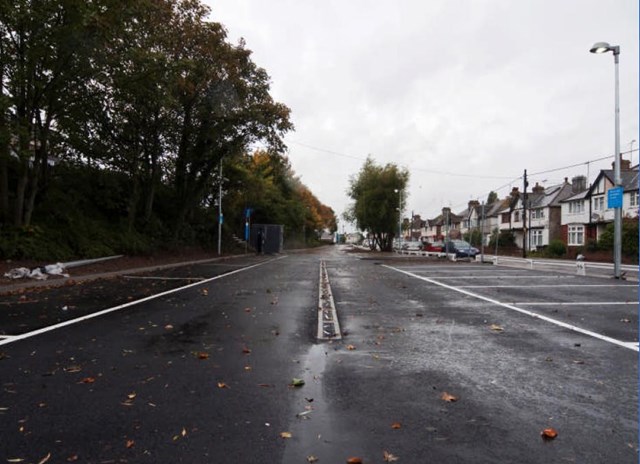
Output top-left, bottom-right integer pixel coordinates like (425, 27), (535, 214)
(80, 377), (96, 384)
(242, 347), (251, 354)
(383, 450), (399, 462)
(573, 360), (585, 365)
(7, 459), (25, 463)
(291, 378), (305, 387)
(217, 382), (229, 389)
(307, 456), (319, 463)
(391, 422), (402, 429)
(258, 383), (273, 387)
(198, 352), (209, 360)
(244, 366), (252, 371)
(67, 455), (79, 462)
(541, 428), (558, 440)
(489, 324), (504, 332)
(37, 454), (51, 464)
(346, 345), (356, 350)
(164, 324), (174, 330)
(441, 392), (458, 402)
(64, 366), (82, 373)
(127, 392), (136, 400)
(201, 289), (208, 296)
(244, 308), (252, 313)
(346, 458), (363, 464)
(126, 440), (135, 449)
(181, 427), (187, 437)
(280, 431), (292, 439)
(620, 318), (631, 323)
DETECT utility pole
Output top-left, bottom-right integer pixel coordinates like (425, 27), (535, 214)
(217, 160), (223, 256)
(480, 201), (485, 262)
(522, 169), (528, 258)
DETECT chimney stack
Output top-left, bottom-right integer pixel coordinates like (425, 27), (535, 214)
(571, 175), (587, 193)
(532, 183), (545, 194)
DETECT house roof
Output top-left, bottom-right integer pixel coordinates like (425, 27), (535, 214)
(526, 181), (578, 208)
(599, 169), (639, 192)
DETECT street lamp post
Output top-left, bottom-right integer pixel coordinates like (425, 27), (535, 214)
(394, 188), (403, 249)
(590, 41), (621, 278)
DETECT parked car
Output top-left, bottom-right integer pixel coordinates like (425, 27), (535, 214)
(402, 241), (423, 251)
(423, 241), (444, 252)
(443, 240), (479, 258)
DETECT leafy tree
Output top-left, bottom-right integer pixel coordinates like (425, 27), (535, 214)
(345, 156), (409, 251)
(598, 219), (638, 258)
(487, 191), (498, 204)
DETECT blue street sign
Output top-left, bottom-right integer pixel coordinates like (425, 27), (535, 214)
(219, 214), (224, 224)
(244, 207), (252, 218)
(245, 221), (249, 241)
(607, 186), (623, 208)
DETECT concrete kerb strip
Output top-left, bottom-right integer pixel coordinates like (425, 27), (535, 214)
(317, 260), (342, 341)
(384, 264), (639, 353)
(0, 256), (287, 347)
(0, 253), (251, 295)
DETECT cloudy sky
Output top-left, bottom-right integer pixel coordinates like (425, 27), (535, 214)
(203, 0), (638, 231)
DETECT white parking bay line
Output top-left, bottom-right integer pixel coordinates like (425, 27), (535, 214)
(384, 265), (639, 352)
(514, 301), (637, 306)
(459, 284), (636, 288)
(0, 256), (287, 347)
(420, 275), (575, 280)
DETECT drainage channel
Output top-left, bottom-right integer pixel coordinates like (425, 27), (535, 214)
(317, 260), (342, 341)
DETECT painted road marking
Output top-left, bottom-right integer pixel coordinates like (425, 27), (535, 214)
(458, 284), (637, 288)
(122, 276), (206, 281)
(317, 260), (342, 341)
(0, 256), (287, 347)
(411, 275), (576, 280)
(384, 265), (639, 352)
(513, 301), (637, 306)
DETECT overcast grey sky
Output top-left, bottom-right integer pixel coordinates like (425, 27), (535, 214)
(204, 0), (639, 230)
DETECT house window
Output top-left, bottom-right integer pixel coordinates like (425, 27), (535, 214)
(569, 201), (584, 213)
(514, 211), (520, 222)
(501, 213), (510, 224)
(593, 197), (604, 211)
(568, 225), (584, 246)
(463, 220), (469, 229)
(630, 192), (639, 207)
(531, 229), (543, 246)
(531, 209), (544, 219)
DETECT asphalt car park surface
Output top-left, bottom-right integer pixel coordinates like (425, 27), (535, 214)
(0, 247), (637, 463)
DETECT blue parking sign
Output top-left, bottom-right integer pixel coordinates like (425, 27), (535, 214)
(607, 186), (623, 208)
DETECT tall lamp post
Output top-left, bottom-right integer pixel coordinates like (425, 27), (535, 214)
(394, 188), (403, 249)
(590, 41), (621, 278)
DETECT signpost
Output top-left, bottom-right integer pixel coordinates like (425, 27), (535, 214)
(607, 186), (623, 209)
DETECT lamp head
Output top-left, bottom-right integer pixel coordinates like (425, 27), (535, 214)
(590, 42), (611, 54)
(590, 42), (619, 55)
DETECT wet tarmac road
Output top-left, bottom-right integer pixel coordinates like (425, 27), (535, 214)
(0, 247), (637, 463)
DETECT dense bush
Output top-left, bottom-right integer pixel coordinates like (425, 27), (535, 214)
(547, 239), (566, 257)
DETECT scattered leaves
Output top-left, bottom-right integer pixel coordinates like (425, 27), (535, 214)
(37, 454), (51, 464)
(80, 377), (96, 384)
(391, 422), (402, 429)
(291, 378), (305, 387)
(541, 428), (558, 440)
(217, 382), (229, 389)
(489, 324), (504, 332)
(280, 431), (292, 439)
(346, 345), (356, 350)
(307, 456), (319, 463)
(440, 392), (458, 402)
(198, 352), (209, 360)
(346, 458), (363, 464)
(201, 289), (209, 296)
(383, 450), (399, 462)
(125, 440), (135, 449)
(127, 392), (136, 400)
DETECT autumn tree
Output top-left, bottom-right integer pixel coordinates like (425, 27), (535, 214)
(345, 156), (409, 251)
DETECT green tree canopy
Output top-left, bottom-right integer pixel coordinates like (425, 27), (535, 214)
(345, 156), (409, 251)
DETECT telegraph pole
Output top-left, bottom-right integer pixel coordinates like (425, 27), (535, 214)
(522, 169), (528, 258)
